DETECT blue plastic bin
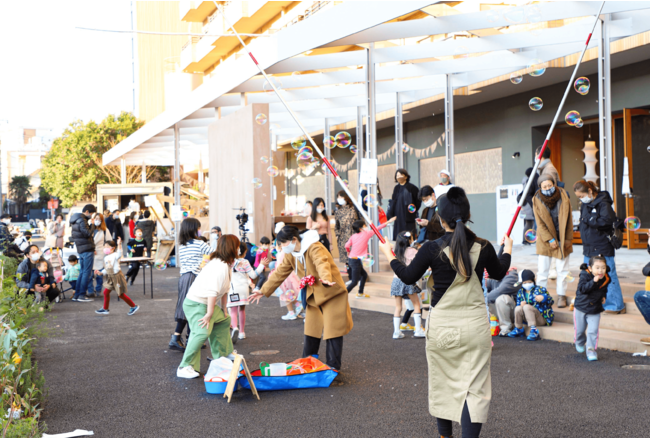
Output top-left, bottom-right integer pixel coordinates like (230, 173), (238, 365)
(204, 379), (237, 394)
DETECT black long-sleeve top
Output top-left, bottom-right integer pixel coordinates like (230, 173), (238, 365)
(390, 232), (511, 308)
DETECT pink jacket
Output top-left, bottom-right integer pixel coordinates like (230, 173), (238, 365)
(344, 222), (388, 259)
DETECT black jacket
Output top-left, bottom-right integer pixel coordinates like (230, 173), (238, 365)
(104, 216), (124, 242)
(643, 244), (650, 277)
(578, 191), (616, 257)
(387, 182), (421, 240)
(70, 212), (95, 254)
(575, 264), (611, 314)
(486, 269), (520, 303)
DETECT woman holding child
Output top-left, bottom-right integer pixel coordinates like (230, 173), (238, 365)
(380, 187), (512, 438)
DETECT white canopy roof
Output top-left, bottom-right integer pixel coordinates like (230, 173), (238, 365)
(104, 1), (650, 166)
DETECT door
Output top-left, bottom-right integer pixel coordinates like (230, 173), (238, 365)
(621, 108), (650, 249)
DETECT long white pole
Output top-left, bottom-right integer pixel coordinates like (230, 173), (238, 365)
(214, 2), (388, 244)
(501, 1), (606, 252)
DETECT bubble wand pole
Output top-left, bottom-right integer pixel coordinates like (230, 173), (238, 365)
(499, 1), (605, 255)
(215, 2), (388, 245)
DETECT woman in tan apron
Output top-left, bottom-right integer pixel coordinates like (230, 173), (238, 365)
(380, 187), (513, 438)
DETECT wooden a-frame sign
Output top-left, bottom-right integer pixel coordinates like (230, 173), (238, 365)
(224, 353), (259, 403)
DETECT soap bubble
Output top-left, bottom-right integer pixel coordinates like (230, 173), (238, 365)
(361, 254), (375, 268)
(255, 114), (267, 125)
(574, 77), (590, 95)
(565, 273), (575, 283)
(350, 145), (358, 153)
(486, 9), (500, 23)
(527, 59), (546, 77)
(260, 156), (269, 163)
(524, 229), (537, 243)
(324, 135), (336, 149)
(154, 260), (167, 271)
(510, 73), (522, 84)
(565, 111), (581, 126)
(335, 131), (352, 148)
(407, 204), (416, 213)
(263, 77), (283, 94)
(297, 146), (313, 161)
(267, 166), (279, 177)
(252, 178), (262, 189)
(291, 137), (306, 150)
(575, 119), (584, 128)
(402, 143), (410, 153)
(624, 216), (641, 231)
(529, 97), (543, 111)
(281, 190), (286, 195)
(503, 7), (525, 24)
(524, 5), (542, 23)
(364, 194), (378, 208)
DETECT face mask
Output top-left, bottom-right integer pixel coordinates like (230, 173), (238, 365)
(197, 230), (202, 237)
(522, 283), (534, 291)
(423, 199), (434, 208)
(94, 220), (101, 226)
(316, 207), (325, 214)
(103, 248), (112, 255)
(397, 176), (406, 183)
(30, 253), (40, 262)
(441, 176), (449, 184)
(2, 220), (10, 225)
(113, 215), (119, 220)
(580, 196), (593, 204)
(541, 186), (556, 197)
(337, 198), (346, 206)
(281, 241), (296, 254)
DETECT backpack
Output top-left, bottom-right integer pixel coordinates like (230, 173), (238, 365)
(607, 217), (625, 250)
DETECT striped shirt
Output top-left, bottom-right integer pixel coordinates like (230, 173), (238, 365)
(179, 240), (212, 275)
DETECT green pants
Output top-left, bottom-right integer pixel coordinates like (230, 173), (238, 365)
(179, 299), (233, 372)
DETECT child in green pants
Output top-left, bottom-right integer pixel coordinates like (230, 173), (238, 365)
(177, 236), (239, 379)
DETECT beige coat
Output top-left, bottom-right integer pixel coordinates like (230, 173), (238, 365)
(44, 221), (64, 249)
(532, 189), (573, 259)
(261, 241), (353, 340)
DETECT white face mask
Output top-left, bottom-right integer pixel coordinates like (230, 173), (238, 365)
(30, 253), (41, 262)
(2, 219), (10, 225)
(281, 241), (297, 254)
(94, 220), (101, 226)
(522, 283), (534, 291)
(423, 199), (434, 208)
(337, 198), (346, 206)
(580, 196), (593, 204)
(316, 207), (325, 214)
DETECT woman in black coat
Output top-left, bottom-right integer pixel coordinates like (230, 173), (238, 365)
(573, 180), (625, 314)
(386, 168), (420, 240)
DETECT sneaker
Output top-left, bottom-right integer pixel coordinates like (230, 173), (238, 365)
(641, 337), (650, 346)
(400, 323), (415, 331)
(586, 347), (598, 361)
(549, 269), (558, 280)
(576, 343), (586, 353)
(55, 296), (61, 303)
(282, 312), (297, 321)
(297, 313), (305, 319)
(177, 366), (199, 379)
(393, 331), (405, 339)
(604, 308), (626, 315)
(231, 327), (239, 345)
(499, 330), (510, 337)
(226, 350), (238, 361)
(356, 293), (370, 299)
(238, 332), (246, 340)
(527, 328), (540, 341)
(413, 328), (426, 338)
(75, 296), (93, 303)
(127, 305), (140, 316)
(507, 327), (525, 338)
(87, 293), (97, 298)
(95, 308), (109, 315)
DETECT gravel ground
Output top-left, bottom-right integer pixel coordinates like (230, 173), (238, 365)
(35, 269), (650, 437)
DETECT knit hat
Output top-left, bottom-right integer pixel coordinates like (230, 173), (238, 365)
(436, 186), (470, 225)
(521, 269), (536, 283)
(537, 173), (556, 187)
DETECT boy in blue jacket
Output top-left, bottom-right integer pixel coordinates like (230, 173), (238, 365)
(508, 269), (555, 341)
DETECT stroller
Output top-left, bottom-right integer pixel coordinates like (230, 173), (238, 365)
(42, 247), (68, 302)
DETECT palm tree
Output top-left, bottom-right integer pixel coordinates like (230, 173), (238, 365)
(9, 176), (32, 216)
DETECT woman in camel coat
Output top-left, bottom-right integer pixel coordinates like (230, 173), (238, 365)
(250, 226), (353, 371)
(533, 174), (573, 308)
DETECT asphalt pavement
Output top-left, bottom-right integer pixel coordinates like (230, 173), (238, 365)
(35, 268), (650, 437)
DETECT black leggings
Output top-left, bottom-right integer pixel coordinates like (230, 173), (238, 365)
(346, 258), (368, 294)
(437, 401), (483, 438)
(126, 262), (140, 283)
(175, 320), (191, 338)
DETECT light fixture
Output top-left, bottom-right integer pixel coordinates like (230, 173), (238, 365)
(512, 152), (520, 159)
(582, 124), (598, 183)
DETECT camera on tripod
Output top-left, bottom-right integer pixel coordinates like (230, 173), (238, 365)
(235, 207), (249, 242)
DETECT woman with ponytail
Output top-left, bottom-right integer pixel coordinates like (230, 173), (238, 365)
(379, 186), (513, 438)
(574, 179), (625, 314)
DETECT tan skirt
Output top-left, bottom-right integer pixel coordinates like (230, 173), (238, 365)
(104, 271), (128, 296)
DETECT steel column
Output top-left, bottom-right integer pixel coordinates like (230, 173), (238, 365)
(324, 118), (332, 215)
(356, 106), (365, 205)
(598, 15), (613, 194)
(395, 92), (404, 169)
(173, 123), (181, 270)
(367, 44), (379, 273)
(444, 74), (455, 181)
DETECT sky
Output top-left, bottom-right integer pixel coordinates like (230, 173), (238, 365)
(0, 1), (135, 132)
